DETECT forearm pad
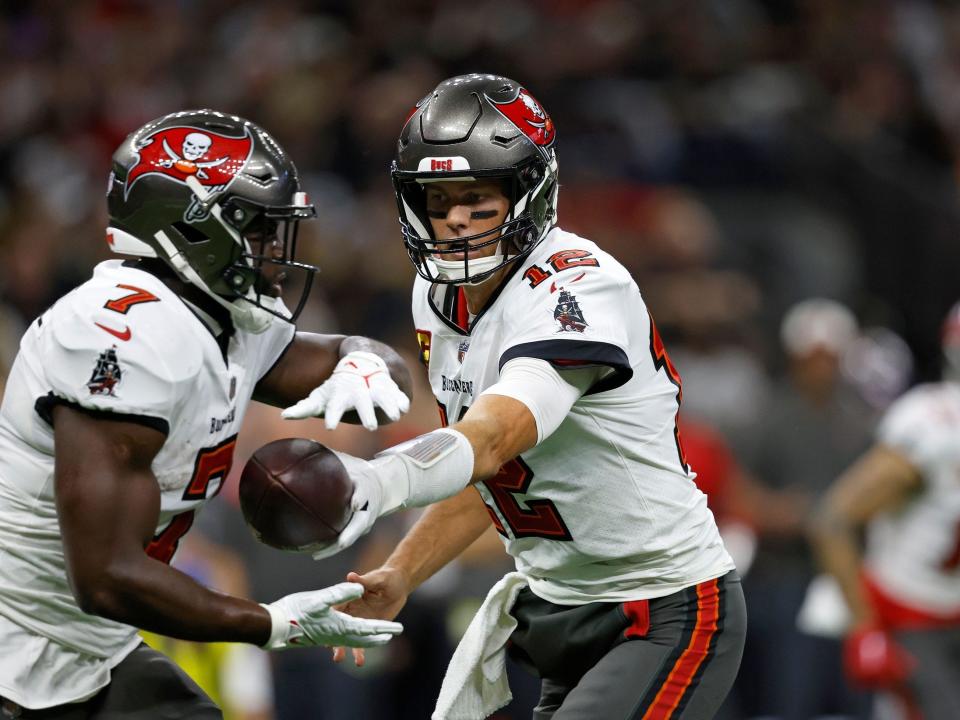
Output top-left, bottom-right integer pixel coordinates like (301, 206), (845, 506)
(372, 428), (475, 513)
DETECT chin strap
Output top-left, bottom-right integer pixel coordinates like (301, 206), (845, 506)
(428, 237), (511, 285)
(150, 175), (279, 334)
(152, 229), (277, 334)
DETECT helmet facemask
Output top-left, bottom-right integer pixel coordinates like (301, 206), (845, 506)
(391, 75), (560, 286)
(211, 188), (318, 326)
(392, 154), (558, 286)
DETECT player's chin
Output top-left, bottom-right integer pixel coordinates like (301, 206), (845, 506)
(254, 271), (287, 298)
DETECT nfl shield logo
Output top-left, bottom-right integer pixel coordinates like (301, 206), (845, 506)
(458, 339), (470, 363)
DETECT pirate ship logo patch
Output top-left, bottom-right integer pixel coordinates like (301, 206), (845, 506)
(88, 346), (123, 396)
(553, 289), (588, 333)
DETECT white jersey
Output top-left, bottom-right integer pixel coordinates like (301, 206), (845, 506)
(412, 228), (734, 605)
(864, 382), (960, 616)
(0, 260), (293, 708)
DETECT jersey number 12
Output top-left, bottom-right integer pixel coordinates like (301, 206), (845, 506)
(439, 402), (572, 541)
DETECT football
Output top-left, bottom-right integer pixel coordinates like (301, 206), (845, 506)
(239, 438), (354, 552)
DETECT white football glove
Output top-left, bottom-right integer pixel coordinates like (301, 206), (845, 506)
(261, 582), (402, 650)
(281, 351), (410, 431)
(310, 453), (386, 561)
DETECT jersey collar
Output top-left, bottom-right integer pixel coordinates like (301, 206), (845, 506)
(427, 258), (523, 336)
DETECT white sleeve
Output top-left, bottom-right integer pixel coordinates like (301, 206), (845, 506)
(876, 386), (940, 473)
(480, 357), (608, 443)
(499, 267), (634, 394)
(35, 301), (199, 434)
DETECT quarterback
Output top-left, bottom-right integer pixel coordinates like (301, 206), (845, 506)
(0, 111), (408, 718)
(812, 302), (960, 719)
(324, 75), (747, 719)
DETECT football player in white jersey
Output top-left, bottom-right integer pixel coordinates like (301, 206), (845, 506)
(315, 75), (746, 719)
(0, 110), (410, 718)
(812, 302), (960, 719)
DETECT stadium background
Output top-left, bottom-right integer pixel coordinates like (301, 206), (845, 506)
(2, 1), (960, 718)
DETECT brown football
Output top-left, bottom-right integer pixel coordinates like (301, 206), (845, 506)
(239, 438), (353, 552)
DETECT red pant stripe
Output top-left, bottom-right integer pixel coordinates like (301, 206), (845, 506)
(642, 578), (721, 719)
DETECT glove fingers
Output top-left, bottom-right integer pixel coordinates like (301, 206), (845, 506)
(338, 511), (371, 549)
(281, 388), (327, 420)
(281, 399), (314, 420)
(396, 390), (411, 414)
(372, 387), (402, 422)
(316, 582), (365, 606)
(342, 618), (403, 636)
(312, 537), (351, 561)
(311, 543), (343, 561)
(339, 632), (401, 648)
(324, 396), (348, 430)
(354, 392), (378, 431)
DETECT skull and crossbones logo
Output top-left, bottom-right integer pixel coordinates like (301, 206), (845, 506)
(521, 92), (545, 120)
(158, 132), (228, 179)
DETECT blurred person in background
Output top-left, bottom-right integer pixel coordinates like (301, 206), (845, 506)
(630, 188), (771, 445)
(0, 110), (410, 718)
(810, 301), (960, 720)
(325, 73), (746, 720)
(738, 298), (875, 720)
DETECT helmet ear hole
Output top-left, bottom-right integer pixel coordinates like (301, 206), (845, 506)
(172, 221), (210, 245)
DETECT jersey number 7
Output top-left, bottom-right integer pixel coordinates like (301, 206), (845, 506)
(146, 435), (237, 563)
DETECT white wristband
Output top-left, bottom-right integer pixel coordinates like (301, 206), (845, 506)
(373, 428), (475, 511)
(260, 602), (289, 650)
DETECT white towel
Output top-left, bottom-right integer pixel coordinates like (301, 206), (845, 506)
(432, 571), (529, 720)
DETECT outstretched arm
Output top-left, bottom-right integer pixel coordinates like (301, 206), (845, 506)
(809, 443), (923, 687)
(808, 443), (922, 626)
(318, 359), (597, 560)
(53, 404), (401, 649)
(333, 485), (494, 665)
(253, 332), (413, 428)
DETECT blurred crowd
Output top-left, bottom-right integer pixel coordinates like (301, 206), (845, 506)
(3, 1), (960, 718)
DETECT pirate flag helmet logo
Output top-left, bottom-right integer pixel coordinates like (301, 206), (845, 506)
(124, 125), (254, 202)
(488, 88), (556, 150)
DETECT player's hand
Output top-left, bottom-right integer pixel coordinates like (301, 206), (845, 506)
(843, 625), (916, 688)
(281, 351), (410, 431)
(261, 582), (403, 651)
(310, 452), (385, 561)
(331, 568), (412, 666)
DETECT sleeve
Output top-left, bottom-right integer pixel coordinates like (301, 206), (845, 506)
(480, 357), (607, 443)
(876, 387), (938, 472)
(34, 303), (198, 435)
(499, 268), (633, 394)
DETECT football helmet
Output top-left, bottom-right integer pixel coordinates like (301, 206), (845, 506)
(106, 109), (317, 333)
(391, 74), (559, 285)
